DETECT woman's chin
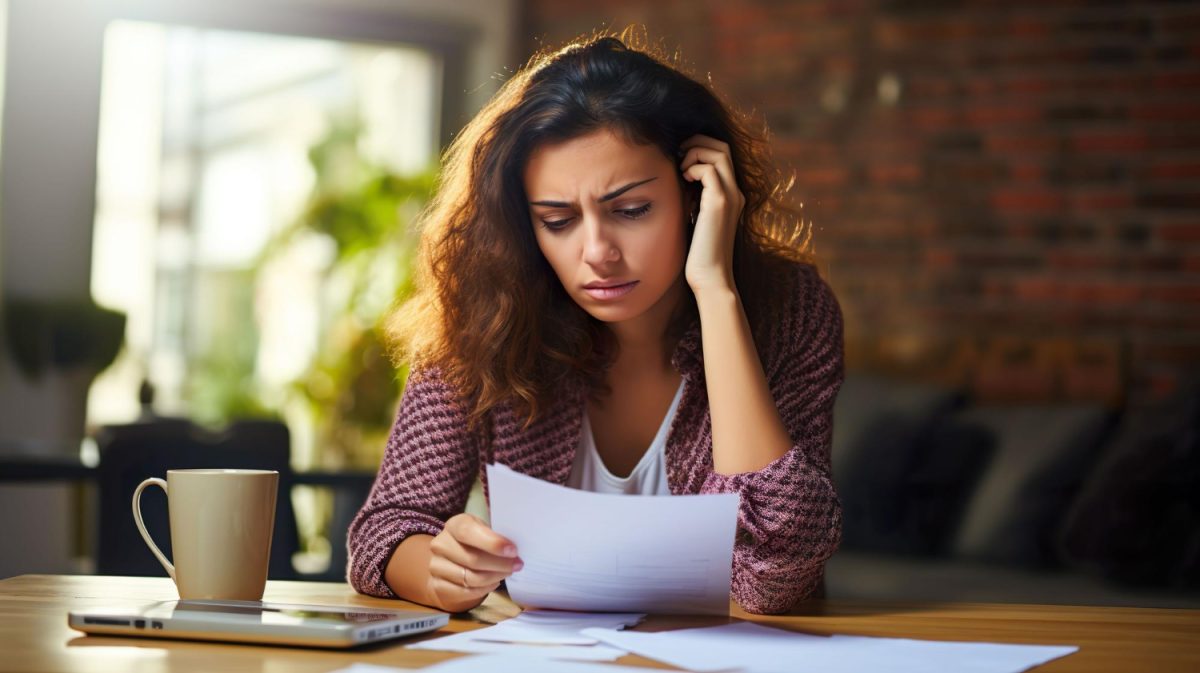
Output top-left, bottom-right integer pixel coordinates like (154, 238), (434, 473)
(581, 305), (640, 323)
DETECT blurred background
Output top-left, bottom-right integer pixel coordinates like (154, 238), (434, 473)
(1, 0), (1197, 606)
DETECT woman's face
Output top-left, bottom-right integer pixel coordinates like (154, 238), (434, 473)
(524, 128), (688, 327)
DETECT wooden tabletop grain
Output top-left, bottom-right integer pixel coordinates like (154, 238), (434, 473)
(1, 574), (1196, 672)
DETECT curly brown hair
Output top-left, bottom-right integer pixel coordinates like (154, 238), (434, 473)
(387, 29), (812, 432)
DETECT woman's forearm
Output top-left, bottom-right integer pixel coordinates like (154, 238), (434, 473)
(695, 286), (793, 475)
(384, 534), (437, 607)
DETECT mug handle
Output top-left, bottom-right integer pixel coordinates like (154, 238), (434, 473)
(132, 478), (175, 581)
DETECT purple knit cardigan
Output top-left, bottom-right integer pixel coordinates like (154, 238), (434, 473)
(347, 263), (844, 615)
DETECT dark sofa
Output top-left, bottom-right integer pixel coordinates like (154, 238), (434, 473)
(824, 373), (1200, 608)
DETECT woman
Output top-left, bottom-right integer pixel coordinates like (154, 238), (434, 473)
(347, 32), (843, 616)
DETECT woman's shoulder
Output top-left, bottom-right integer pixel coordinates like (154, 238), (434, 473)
(759, 259), (843, 364)
(770, 259), (841, 331)
(403, 361), (581, 437)
(400, 364), (471, 416)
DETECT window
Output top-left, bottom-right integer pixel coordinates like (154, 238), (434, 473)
(89, 20), (443, 573)
(90, 20), (439, 440)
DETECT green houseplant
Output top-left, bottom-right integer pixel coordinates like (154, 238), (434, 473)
(266, 119), (435, 470)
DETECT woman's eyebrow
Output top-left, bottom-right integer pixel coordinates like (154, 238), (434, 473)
(529, 177), (657, 207)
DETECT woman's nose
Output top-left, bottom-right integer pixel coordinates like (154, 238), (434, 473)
(581, 218), (620, 265)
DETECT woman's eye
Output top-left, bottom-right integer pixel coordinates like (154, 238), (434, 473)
(539, 203), (650, 231)
(618, 203), (652, 219)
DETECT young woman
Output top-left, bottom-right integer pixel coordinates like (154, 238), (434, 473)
(347, 33), (843, 616)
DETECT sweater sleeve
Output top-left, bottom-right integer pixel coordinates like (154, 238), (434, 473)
(699, 267), (845, 614)
(346, 366), (481, 598)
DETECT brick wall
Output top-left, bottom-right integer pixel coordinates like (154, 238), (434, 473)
(522, 1), (1200, 406)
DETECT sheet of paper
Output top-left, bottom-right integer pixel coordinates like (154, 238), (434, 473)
(408, 635), (628, 662)
(465, 609), (645, 645)
(486, 463), (738, 615)
(583, 621), (1078, 673)
(415, 654), (675, 672)
(327, 654), (674, 673)
(406, 609), (643, 661)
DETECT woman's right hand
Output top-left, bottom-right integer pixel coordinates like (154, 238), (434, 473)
(426, 513), (523, 613)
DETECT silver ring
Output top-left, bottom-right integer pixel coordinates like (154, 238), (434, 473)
(461, 566), (469, 589)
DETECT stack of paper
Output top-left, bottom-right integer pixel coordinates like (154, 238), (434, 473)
(406, 609), (644, 661)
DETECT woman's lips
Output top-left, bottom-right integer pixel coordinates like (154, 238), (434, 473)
(582, 280), (639, 301)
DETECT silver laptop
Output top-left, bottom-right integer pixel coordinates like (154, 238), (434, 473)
(69, 599), (448, 648)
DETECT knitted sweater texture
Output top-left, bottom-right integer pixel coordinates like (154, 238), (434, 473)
(347, 263), (844, 614)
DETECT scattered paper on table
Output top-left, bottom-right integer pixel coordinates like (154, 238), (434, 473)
(486, 463), (738, 615)
(583, 621), (1079, 673)
(406, 609), (643, 661)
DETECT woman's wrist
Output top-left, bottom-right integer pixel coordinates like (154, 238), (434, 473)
(386, 533), (491, 614)
(385, 534), (437, 606)
(686, 269), (737, 299)
(693, 283), (740, 315)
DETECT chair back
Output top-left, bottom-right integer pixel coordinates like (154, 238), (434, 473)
(94, 418), (299, 580)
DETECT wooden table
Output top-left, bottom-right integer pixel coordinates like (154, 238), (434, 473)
(1, 575), (1197, 672)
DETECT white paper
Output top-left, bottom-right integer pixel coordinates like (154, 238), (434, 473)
(465, 609), (644, 645)
(486, 463), (739, 615)
(583, 622), (1079, 673)
(409, 654), (673, 673)
(407, 636), (628, 662)
(327, 666), (409, 673)
(406, 609), (643, 661)
(327, 658), (667, 673)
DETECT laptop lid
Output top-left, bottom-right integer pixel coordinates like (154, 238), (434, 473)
(69, 599), (449, 649)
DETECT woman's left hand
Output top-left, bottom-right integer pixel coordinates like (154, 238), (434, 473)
(680, 134), (745, 295)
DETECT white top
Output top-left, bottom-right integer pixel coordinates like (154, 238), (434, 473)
(566, 380), (685, 496)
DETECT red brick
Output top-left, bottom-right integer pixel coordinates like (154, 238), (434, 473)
(1009, 162), (1044, 182)
(1070, 191), (1134, 212)
(1130, 102), (1200, 122)
(984, 133), (1060, 153)
(1010, 17), (1052, 38)
(908, 107), (958, 131)
(1147, 134), (1200, 151)
(1148, 286), (1200, 304)
(991, 189), (1067, 213)
(1012, 278), (1058, 301)
(1073, 282), (1142, 304)
(1131, 311), (1200, 330)
(867, 163), (922, 186)
(1071, 131), (1148, 153)
(1047, 252), (1113, 271)
(1151, 71), (1200, 90)
(1003, 76), (1056, 95)
(796, 166), (850, 188)
(1133, 342), (1200, 363)
(751, 30), (801, 53)
(924, 248), (955, 269)
(1008, 221), (1035, 240)
(713, 5), (769, 31)
(906, 76), (956, 97)
(775, 140), (839, 162)
(715, 36), (744, 61)
(964, 105), (1041, 127)
(1146, 161), (1200, 181)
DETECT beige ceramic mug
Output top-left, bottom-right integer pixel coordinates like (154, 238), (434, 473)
(132, 469), (278, 600)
